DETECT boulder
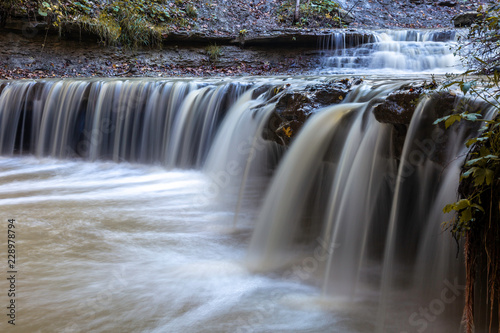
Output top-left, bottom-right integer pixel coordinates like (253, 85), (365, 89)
(453, 11), (481, 27)
(264, 78), (356, 146)
(437, 1), (457, 7)
(337, 8), (355, 25)
(373, 86), (423, 125)
(265, 91), (312, 146)
(373, 84), (426, 160)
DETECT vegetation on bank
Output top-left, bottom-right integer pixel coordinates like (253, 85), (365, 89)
(0, 0), (198, 47)
(437, 3), (500, 331)
(0, 0), (349, 45)
(277, 0), (345, 27)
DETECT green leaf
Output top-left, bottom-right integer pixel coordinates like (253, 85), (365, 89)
(465, 137), (478, 148)
(473, 167), (486, 186)
(480, 146), (492, 156)
(460, 207), (472, 223)
(471, 203), (485, 213)
(465, 155), (498, 167)
(39, 9), (48, 16)
(433, 116), (448, 125)
(465, 158), (480, 167)
(462, 113), (482, 121)
(445, 114), (462, 129)
(461, 81), (473, 94)
(483, 154), (499, 161)
(443, 203), (456, 213)
(462, 167), (477, 178)
(485, 168), (494, 185)
(455, 199), (471, 211)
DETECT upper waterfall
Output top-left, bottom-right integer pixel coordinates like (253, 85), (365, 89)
(319, 29), (461, 74)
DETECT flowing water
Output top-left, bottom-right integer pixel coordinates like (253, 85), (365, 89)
(320, 29), (461, 74)
(0, 30), (495, 333)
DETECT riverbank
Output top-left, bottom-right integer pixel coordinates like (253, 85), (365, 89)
(0, 0), (488, 80)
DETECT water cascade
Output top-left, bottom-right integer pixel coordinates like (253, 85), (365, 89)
(0, 56), (495, 331)
(0, 79), (258, 168)
(320, 29), (460, 73)
(248, 83), (494, 331)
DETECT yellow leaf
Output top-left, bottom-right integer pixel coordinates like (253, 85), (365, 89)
(283, 127), (292, 138)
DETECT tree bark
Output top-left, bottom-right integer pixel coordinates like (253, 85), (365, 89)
(293, 0), (300, 23)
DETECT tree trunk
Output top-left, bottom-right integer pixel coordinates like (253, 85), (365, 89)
(293, 0), (300, 23)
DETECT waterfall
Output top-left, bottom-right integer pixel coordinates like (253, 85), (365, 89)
(0, 79), (259, 168)
(0, 74), (495, 331)
(0, 77), (286, 227)
(247, 82), (495, 331)
(320, 29), (461, 73)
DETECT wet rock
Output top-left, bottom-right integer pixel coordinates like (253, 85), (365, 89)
(374, 89), (486, 165)
(427, 91), (457, 120)
(237, 30), (373, 47)
(163, 31), (234, 45)
(453, 11), (481, 27)
(411, 91), (483, 166)
(266, 91), (311, 146)
(373, 84), (426, 159)
(264, 79), (353, 146)
(337, 8), (355, 24)
(373, 85), (423, 125)
(437, 1), (457, 7)
(428, 30), (456, 42)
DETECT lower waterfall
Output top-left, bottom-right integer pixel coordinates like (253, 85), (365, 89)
(0, 77), (495, 332)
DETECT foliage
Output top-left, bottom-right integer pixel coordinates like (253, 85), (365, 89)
(277, 0), (344, 28)
(79, 13), (121, 46)
(438, 4), (500, 332)
(3, 0), (199, 48)
(184, 3), (197, 18)
(0, 0), (39, 26)
(435, 78), (499, 238)
(455, 3), (500, 74)
(206, 44), (222, 63)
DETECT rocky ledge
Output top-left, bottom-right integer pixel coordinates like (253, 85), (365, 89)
(264, 80), (486, 166)
(264, 78), (362, 146)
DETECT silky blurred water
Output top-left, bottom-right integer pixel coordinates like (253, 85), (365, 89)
(0, 156), (387, 333)
(0, 72), (481, 332)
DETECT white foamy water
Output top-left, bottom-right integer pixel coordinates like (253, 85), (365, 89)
(0, 156), (377, 333)
(1, 75), (493, 332)
(320, 29), (462, 74)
